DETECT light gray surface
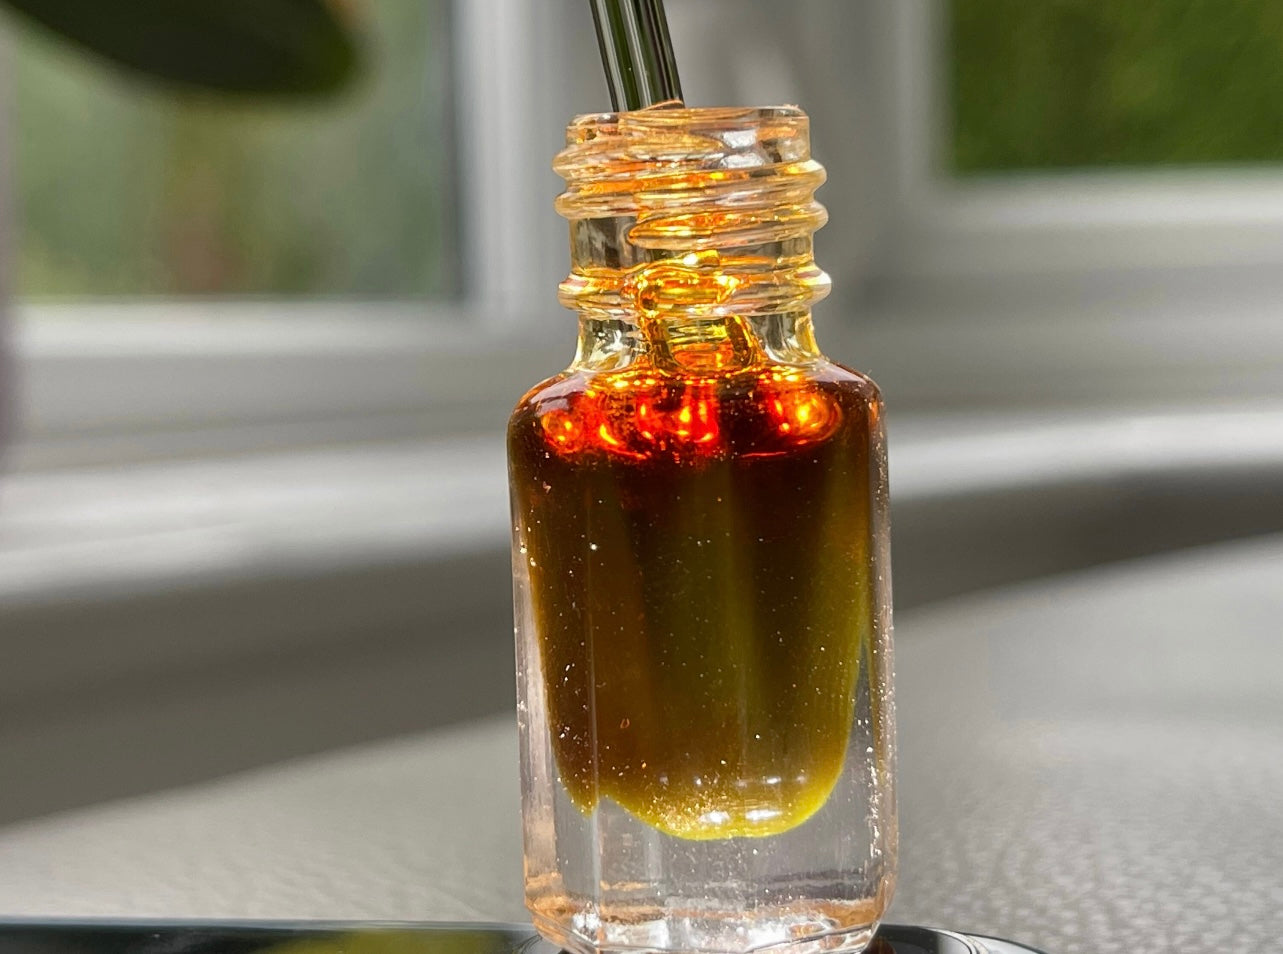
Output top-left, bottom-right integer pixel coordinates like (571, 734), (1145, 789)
(2, 535), (1282, 954)
(0, 717), (527, 922)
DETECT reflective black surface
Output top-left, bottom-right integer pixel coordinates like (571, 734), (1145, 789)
(0, 922), (1047, 954)
(0, 922), (551, 954)
(871, 926), (1047, 954)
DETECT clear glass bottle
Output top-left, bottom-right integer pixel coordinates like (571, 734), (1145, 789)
(508, 106), (895, 954)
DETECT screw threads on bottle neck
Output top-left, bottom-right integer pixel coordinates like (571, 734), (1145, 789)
(555, 106), (831, 323)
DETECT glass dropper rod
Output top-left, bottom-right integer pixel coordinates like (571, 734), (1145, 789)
(589, 0), (684, 111)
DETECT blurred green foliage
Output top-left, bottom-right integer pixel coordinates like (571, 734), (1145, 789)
(950, 0), (1283, 173)
(11, 0), (457, 297)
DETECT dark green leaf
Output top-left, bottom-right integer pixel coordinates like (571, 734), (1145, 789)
(1, 0), (360, 94)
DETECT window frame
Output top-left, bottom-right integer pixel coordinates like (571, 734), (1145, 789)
(5, 0), (588, 469)
(11, 0), (1283, 470)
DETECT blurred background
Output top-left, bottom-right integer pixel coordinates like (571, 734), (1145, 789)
(0, 2), (1281, 940)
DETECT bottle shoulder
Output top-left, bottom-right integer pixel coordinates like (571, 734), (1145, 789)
(806, 359), (883, 405)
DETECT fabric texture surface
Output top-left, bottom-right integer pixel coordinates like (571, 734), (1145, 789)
(1, 536), (1281, 954)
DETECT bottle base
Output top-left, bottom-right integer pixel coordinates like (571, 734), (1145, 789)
(531, 898), (883, 954)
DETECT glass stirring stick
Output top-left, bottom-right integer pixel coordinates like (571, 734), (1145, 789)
(588, 0), (684, 110)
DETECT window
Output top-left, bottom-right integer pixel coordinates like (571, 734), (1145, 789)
(2, 0), (610, 475)
(883, 0), (1283, 284)
(11, 0), (458, 298)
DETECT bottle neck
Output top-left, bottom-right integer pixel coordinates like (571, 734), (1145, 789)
(573, 309), (824, 375)
(555, 106), (831, 378)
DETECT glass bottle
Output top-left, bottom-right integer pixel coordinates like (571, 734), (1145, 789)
(508, 106), (895, 954)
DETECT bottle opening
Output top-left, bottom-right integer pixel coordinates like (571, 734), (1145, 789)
(555, 105), (830, 321)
